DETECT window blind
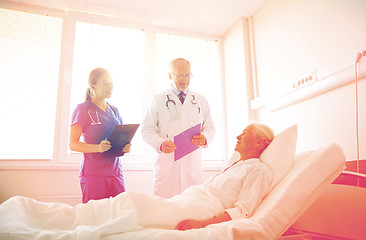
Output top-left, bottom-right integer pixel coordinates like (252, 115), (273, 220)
(0, 8), (62, 159)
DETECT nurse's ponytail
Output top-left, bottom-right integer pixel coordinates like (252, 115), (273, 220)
(84, 68), (109, 101)
(85, 87), (93, 101)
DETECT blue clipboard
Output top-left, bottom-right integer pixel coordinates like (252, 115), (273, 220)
(104, 124), (139, 157)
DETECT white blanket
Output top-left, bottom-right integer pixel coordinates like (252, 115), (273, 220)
(0, 185), (225, 240)
(0, 144), (345, 240)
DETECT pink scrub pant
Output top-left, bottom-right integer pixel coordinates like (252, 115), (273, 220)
(80, 175), (125, 203)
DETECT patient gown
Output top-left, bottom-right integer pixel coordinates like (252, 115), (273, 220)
(0, 158), (272, 240)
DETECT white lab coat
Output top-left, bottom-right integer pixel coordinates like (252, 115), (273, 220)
(142, 88), (215, 198)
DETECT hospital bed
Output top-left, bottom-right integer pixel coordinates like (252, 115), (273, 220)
(0, 125), (348, 240)
(111, 144), (346, 240)
(282, 169), (366, 240)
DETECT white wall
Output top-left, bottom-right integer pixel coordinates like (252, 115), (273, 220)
(253, 0), (366, 98)
(0, 168), (82, 205)
(0, 167), (217, 205)
(251, 0), (366, 160)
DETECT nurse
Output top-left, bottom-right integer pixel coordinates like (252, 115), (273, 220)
(69, 68), (131, 203)
(141, 58), (215, 198)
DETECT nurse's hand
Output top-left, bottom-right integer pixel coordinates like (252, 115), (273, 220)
(98, 139), (111, 153)
(122, 143), (131, 153)
(161, 140), (176, 153)
(192, 134), (206, 146)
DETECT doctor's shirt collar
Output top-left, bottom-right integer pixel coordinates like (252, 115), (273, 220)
(170, 84), (188, 96)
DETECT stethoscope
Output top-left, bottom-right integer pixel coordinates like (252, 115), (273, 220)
(87, 102), (118, 125)
(165, 94), (197, 109)
(165, 94), (199, 117)
(88, 110), (101, 125)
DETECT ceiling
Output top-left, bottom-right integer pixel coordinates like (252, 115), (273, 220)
(7, 0), (269, 36)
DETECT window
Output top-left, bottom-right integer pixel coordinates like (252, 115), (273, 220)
(1, 5), (226, 166)
(0, 8), (62, 159)
(70, 21), (145, 156)
(155, 33), (224, 161)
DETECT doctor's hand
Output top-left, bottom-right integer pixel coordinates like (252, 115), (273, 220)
(161, 141), (176, 153)
(192, 134), (207, 146)
(98, 139), (111, 153)
(122, 143), (131, 153)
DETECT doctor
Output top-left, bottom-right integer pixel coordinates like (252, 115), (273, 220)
(69, 68), (131, 203)
(142, 58), (215, 198)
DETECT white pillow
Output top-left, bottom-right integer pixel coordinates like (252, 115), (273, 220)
(260, 124), (298, 190)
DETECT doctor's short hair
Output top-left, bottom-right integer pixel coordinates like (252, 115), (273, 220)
(169, 58), (191, 71)
(85, 68), (110, 101)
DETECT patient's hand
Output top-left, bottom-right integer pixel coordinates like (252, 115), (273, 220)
(176, 212), (232, 231)
(175, 219), (206, 231)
